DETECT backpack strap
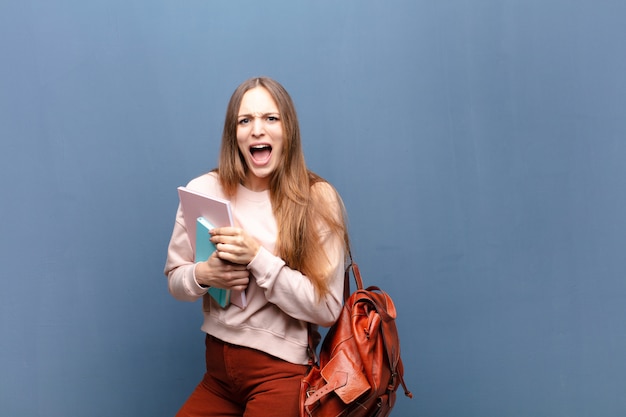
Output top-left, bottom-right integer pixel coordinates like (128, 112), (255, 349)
(343, 250), (363, 300)
(307, 255), (360, 364)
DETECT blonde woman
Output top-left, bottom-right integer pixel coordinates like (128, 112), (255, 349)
(164, 77), (349, 416)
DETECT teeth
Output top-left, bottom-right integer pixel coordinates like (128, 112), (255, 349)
(251, 145), (271, 153)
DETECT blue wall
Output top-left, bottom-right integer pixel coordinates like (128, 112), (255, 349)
(2, 1), (625, 416)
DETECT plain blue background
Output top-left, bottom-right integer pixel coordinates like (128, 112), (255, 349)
(1, 1), (625, 416)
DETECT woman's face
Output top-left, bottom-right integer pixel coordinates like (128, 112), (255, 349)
(236, 86), (284, 191)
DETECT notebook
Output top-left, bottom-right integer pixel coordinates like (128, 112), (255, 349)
(177, 186), (247, 308)
(177, 186), (234, 253)
(195, 217), (230, 308)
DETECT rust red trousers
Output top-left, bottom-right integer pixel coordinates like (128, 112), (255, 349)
(175, 335), (308, 417)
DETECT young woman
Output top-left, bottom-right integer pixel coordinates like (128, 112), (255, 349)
(164, 77), (349, 416)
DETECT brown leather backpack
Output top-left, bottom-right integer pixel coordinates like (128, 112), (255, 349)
(300, 261), (412, 417)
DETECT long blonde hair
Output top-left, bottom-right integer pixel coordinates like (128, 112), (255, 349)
(217, 77), (349, 296)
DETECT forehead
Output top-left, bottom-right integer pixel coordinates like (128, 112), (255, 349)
(238, 87), (279, 115)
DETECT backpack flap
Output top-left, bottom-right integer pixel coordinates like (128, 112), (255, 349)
(304, 349), (371, 406)
(322, 349), (371, 404)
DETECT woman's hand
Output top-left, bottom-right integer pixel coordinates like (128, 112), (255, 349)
(195, 252), (250, 291)
(210, 226), (261, 266)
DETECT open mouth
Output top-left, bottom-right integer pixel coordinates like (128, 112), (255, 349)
(250, 144), (272, 164)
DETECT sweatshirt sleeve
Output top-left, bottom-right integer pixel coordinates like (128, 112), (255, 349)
(163, 204), (207, 302)
(248, 183), (346, 327)
(248, 236), (345, 327)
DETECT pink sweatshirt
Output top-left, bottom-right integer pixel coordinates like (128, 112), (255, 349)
(164, 172), (345, 364)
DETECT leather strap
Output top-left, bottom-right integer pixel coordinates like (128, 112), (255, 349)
(343, 254), (364, 301)
(304, 371), (348, 406)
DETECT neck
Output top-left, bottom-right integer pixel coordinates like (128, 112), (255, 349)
(243, 175), (270, 192)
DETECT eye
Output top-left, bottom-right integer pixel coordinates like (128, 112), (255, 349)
(266, 115), (280, 122)
(238, 118), (250, 125)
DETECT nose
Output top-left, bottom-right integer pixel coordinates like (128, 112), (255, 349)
(251, 117), (264, 137)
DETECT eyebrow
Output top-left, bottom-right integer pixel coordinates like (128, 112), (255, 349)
(237, 112), (280, 119)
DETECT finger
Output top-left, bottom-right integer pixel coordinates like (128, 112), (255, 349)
(223, 272), (249, 287)
(215, 249), (233, 263)
(217, 241), (247, 255)
(219, 260), (248, 272)
(210, 226), (239, 237)
(216, 250), (248, 266)
(210, 233), (241, 248)
(231, 284), (248, 292)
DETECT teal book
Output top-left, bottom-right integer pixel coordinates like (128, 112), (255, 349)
(195, 217), (231, 308)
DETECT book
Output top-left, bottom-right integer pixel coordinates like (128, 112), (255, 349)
(177, 186), (247, 309)
(177, 186), (234, 253)
(195, 217), (230, 308)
